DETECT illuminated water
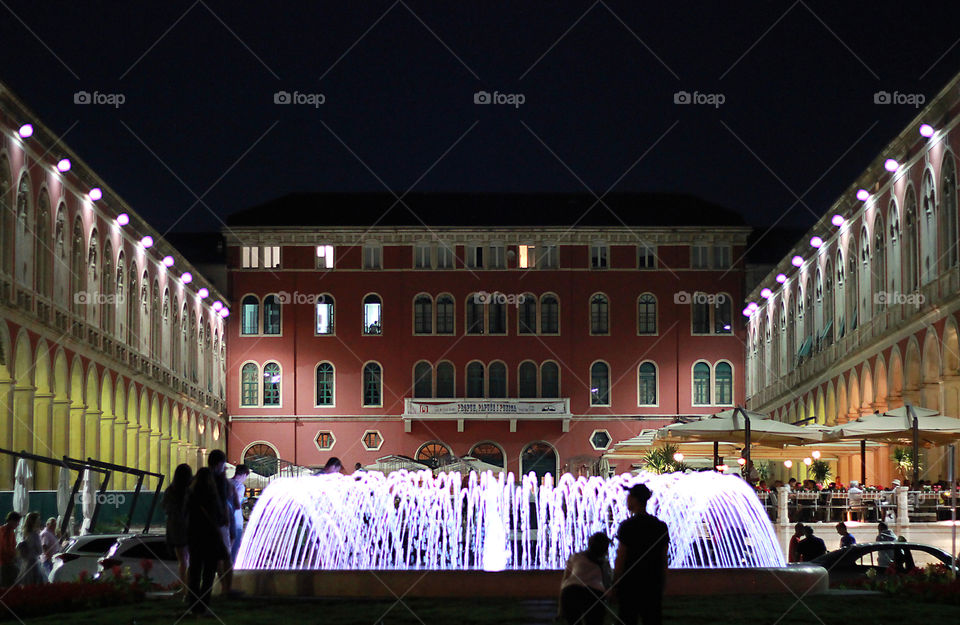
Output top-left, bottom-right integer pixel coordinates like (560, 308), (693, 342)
(235, 470), (785, 570)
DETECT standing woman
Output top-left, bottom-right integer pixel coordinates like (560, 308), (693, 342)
(15, 512), (45, 585)
(163, 463), (193, 593)
(558, 532), (612, 625)
(186, 468), (228, 616)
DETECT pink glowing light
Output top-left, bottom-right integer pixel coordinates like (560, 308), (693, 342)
(88, 187), (102, 201)
(856, 189), (869, 201)
(181, 272), (193, 284)
(775, 273), (787, 284)
(919, 124), (934, 138)
(212, 300), (223, 311)
(791, 255), (803, 267)
(831, 214), (845, 227)
(810, 236), (823, 248)
(17, 124), (33, 139)
(884, 158), (899, 172)
(116, 213), (130, 226)
(140, 236), (154, 248)
(56, 158), (71, 172)
(162, 255), (174, 267)
(760, 288), (772, 298)
(197, 287), (209, 299)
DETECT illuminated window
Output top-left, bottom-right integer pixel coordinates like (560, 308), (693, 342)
(241, 295), (259, 335)
(316, 245), (334, 269)
(316, 362), (334, 406)
(241, 363), (258, 406)
(262, 362), (281, 406)
(693, 361), (711, 405)
(590, 362), (609, 406)
(315, 295), (334, 335)
(519, 244), (536, 268)
(315, 431), (335, 451)
(362, 430), (383, 451)
(363, 294), (382, 335)
(417, 441), (451, 469)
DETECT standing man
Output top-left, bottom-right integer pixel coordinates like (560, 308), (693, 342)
(229, 464), (251, 563)
(611, 483), (670, 625)
(835, 522), (856, 549)
(207, 450), (237, 595)
(0, 512), (21, 587)
(39, 517), (59, 577)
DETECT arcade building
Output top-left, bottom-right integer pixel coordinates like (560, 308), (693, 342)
(224, 194), (750, 478)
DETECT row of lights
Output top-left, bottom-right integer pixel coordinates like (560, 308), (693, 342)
(674, 449), (824, 471)
(16, 123), (229, 318)
(742, 123), (939, 318)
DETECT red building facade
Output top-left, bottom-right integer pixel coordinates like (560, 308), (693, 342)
(224, 194), (750, 478)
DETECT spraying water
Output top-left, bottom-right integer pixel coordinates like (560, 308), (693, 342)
(236, 470), (784, 570)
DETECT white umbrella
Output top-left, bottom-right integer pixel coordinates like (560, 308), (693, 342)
(56, 466), (73, 533)
(13, 458), (32, 515)
(79, 469), (98, 535)
(434, 456), (506, 476)
(364, 455), (429, 474)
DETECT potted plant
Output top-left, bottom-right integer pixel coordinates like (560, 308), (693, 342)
(808, 459), (831, 483)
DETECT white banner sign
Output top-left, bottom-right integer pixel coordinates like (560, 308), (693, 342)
(409, 400), (566, 415)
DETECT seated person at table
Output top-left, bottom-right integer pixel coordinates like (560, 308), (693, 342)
(835, 522), (855, 549)
(787, 478), (798, 491)
(847, 481), (863, 506)
(797, 526), (827, 561)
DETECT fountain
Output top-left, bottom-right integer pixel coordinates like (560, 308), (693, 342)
(235, 471), (826, 597)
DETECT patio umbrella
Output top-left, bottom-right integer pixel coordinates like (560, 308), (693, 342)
(434, 456), (506, 476)
(56, 465), (73, 533)
(364, 455), (430, 474)
(826, 404), (960, 485)
(79, 469), (98, 535)
(657, 407), (823, 470)
(13, 457), (32, 515)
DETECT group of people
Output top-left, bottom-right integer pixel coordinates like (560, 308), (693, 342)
(162, 450), (250, 616)
(787, 521), (899, 562)
(0, 512), (61, 587)
(558, 483), (671, 625)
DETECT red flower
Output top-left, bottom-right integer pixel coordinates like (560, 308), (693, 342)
(140, 558), (153, 573)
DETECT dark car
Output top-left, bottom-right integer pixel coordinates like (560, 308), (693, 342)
(810, 542), (953, 586)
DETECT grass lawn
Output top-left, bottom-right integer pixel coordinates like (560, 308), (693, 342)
(20, 592), (960, 624)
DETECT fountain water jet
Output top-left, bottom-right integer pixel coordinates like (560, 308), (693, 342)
(236, 470), (786, 571)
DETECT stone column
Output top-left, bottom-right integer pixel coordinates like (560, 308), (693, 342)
(99, 412), (115, 466)
(113, 418), (127, 484)
(68, 403), (85, 461)
(149, 430), (162, 488)
(32, 392), (54, 488)
(12, 384), (36, 454)
(159, 433), (172, 485)
(777, 486), (789, 526)
(84, 408), (102, 463)
(896, 485), (910, 528)
(125, 422), (140, 489)
(0, 379), (13, 489)
(51, 398), (70, 461)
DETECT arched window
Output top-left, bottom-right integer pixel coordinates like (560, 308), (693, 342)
(34, 191), (50, 298)
(316, 294), (334, 335)
(904, 187), (919, 293)
(921, 170), (937, 285)
(14, 174), (33, 289)
(518, 293), (537, 334)
(241, 295), (259, 334)
(590, 294), (609, 334)
(469, 442), (504, 468)
(888, 201), (901, 296)
(637, 293), (656, 334)
(638, 361), (657, 405)
(521, 441), (557, 483)
(87, 231), (100, 326)
(518, 361), (537, 398)
(161, 289), (171, 365)
(53, 207), (67, 305)
(151, 280), (161, 358)
(414, 294), (433, 334)
(835, 251), (845, 338)
(488, 298), (506, 334)
(436, 294), (454, 334)
(715, 362), (733, 405)
(316, 362), (334, 406)
(263, 294), (281, 335)
(822, 261), (834, 347)
(488, 362), (507, 397)
(466, 294), (484, 334)
(114, 252), (124, 338)
(814, 268), (824, 342)
(102, 241), (115, 334)
(416, 441), (452, 469)
(413, 361), (432, 398)
(363, 294), (382, 335)
(363, 362), (382, 406)
(873, 216), (886, 315)
(541, 361), (560, 398)
(714, 294), (732, 334)
(0, 157), (10, 275)
(846, 240), (858, 331)
(243, 443), (279, 477)
(941, 154), (958, 270)
(590, 362), (609, 406)
(540, 294), (559, 334)
(693, 361), (711, 405)
(241, 363), (259, 406)
(262, 362), (281, 406)
(779, 301), (788, 372)
(436, 361), (455, 398)
(70, 218), (85, 317)
(466, 362), (485, 398)
(858, 227), (871, 324)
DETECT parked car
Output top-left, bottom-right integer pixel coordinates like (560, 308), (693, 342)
(49, 533), (128, 583)
(95, 534), (180, 587)
(810, 541), (954, 586)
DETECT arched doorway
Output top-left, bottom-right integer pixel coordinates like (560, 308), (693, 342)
(243, 442), (279, 477)
(416, 440), (453, 469)
(521, 441), (558, 482)
(468, 441), (505, 468)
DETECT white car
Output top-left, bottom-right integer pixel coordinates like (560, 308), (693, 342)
(95, 534), (180, 588)
(49, 534), (128, 583)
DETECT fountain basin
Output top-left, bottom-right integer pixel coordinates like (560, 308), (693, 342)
(234, 565), (828, 598)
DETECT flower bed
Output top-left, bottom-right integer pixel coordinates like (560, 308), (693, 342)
(845, 565), (960, 605)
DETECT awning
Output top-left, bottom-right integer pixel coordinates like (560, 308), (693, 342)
(819, 320), (833, 341)
(797, 335), (813, 358)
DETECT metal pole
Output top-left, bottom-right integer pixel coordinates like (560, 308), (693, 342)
(861, 440), (867, 485)
(948, 443), (956, 577)
(143, 473), (165, 533)
(124, 474), (144, 534)
(714, 441), (719, 470)
(910, 406), (920, 487)
(742, 407), (752, 476)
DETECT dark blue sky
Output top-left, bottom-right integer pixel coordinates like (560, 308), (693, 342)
(3, 1), (959, 236)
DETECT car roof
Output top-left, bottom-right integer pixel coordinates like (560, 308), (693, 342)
(813, 541), (953, 563)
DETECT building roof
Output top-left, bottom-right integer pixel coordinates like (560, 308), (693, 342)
(226, 192), (748, 229)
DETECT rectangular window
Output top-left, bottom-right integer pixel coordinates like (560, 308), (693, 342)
(241, 246), (258, 269)
(713, 245), (731, 269)
(437, 243), (454, 269)
(591, 244), (608, 269)
(692, 302), (711, 334)
(316, 301), (334, 335)
(436, 297), (454, 334)
(488, 244), (505, 269)
(263, 246), (281, 269)
(363, 245), (382, 270)
(467, 245), (484, 269)
(519, 244), (536, 269)
(693, 377), (711, 405)
(638, 244), (656, 269)
(539, 245), (558, 269)
(316, 245), (334, 269)
(691, 245), (709, 269)
(414, 243), (432, 269)
(466, 299), (484, 334)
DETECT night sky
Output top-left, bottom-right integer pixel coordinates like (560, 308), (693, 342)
(3, 1), (960, 239)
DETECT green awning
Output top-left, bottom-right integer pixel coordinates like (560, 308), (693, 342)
(797, 335), (813, 358)
(819, 320), (833, 340)
(837, 318), (845, 338)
